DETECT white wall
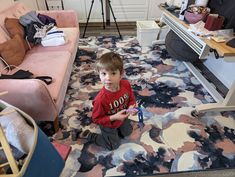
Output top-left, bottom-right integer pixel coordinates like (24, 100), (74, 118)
(0, 0), (40, 11)
(148, 0), (166, 20)
(63, 0), (166, 22)
(17, 0), (38, 10)
(0, 0), (14, 11)
(36, 0), (47, 10)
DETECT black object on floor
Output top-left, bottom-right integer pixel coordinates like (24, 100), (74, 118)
(192, 60), (229, 98)
(226, 38), (235, 48)
(165, 30), (199, 62)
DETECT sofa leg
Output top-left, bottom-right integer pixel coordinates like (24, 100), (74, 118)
(53, 116), (59, 132)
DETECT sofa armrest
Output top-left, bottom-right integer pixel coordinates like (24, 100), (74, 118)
(0, 79), (57, 122)
(37, 10), (79, 28)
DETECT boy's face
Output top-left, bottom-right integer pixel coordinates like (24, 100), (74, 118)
(99, 68), (123, 92)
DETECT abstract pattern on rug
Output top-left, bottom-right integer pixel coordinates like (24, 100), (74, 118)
(53, 36), (235, 177)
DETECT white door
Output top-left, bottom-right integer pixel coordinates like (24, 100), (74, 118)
(63, 0), (87, 23)
(148, 0), (166, 20)
(110, 0), (150, 21)
(84, 0), (106, 22)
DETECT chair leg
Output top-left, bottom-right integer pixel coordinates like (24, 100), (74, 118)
(53, 116), (59, 133)
(194, 81), (235, 114)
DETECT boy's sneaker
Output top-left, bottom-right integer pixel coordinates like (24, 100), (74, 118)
(71, 128), (82, 141)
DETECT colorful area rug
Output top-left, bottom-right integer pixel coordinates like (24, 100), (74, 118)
(52, 36), (235, 177)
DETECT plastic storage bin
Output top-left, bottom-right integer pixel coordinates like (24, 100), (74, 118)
(136, 21), (160, 47)
(158, 25), (170, 42)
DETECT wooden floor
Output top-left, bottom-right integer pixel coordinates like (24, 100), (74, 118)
(79, 22), (137, 38)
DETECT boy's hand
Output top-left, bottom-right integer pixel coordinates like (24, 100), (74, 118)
(110, 109), (130, 121)
(127, 105), (138, 116)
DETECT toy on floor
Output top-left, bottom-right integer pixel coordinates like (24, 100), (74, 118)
(127, 107), (144, 130)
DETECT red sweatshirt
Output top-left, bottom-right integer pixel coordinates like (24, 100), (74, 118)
(92, 79), (136, 128)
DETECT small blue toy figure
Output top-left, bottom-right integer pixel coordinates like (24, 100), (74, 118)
(127, 107), (144, 130)
(136, 107), (144, 130)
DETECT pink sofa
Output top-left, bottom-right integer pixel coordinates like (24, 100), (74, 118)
(0, 2), (80, 131)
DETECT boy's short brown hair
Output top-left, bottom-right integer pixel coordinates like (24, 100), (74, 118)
(96, 52), (124, 73)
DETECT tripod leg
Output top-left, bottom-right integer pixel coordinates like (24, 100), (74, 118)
(100, 0), (105, 29)
(82, 0), (95, 38)
(107, 0), (122, 39)
(105, 0), (110, 26)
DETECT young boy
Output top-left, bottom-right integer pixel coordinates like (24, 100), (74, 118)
(79, 52), (136, 150)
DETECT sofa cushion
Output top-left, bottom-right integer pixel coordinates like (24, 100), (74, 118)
(18, 51), (72, 102)
(0, 34), (26, 66)
(4, 18), (24, 38)
(37, 10), (78, 27)
(4, 18), (29, 51)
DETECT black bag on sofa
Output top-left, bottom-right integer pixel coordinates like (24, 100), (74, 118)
(0, 69), (53, 85)
(165, 30), (199, 62)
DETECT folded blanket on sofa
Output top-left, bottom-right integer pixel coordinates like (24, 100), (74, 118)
(41, 27), (66, 46)
(41, 37), (65, 46)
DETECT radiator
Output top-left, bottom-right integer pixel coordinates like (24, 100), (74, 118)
(162, 13), (210, 59)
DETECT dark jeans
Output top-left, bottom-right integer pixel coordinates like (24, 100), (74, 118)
(88, 119), (132, 150)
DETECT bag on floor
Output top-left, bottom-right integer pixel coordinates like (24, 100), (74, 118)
(0, 100), (64, 177)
